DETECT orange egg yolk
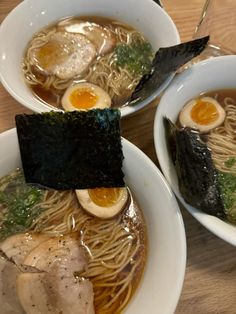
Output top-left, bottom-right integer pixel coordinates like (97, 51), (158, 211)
(190, 99), (219, 125)
(69, 88), (98, 109)
(88, 188), (121, 207)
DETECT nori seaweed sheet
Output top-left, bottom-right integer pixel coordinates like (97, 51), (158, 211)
(164, 117), (225, 218)
(130, 36), (209, 104)
(15, 109), (125, 190)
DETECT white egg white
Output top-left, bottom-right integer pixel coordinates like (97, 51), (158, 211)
(179, 96), (226, 133)
(61, 82), (111, 111)
(76, 188), (128, 219)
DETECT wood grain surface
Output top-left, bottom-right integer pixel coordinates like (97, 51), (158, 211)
(0, 1), (236, 313)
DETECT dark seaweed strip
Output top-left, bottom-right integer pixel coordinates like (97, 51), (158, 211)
(175, 128), (225, 218)
(163, 117), (177, 163)
(164, 117), (225, 218)
(130, 36), (209, 104)
(15, 109), (124, 190)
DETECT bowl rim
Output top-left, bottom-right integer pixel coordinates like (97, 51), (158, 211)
(154, 55), (236, 246)
(0, 127), (186, 313)
(0, 0), (180, 117)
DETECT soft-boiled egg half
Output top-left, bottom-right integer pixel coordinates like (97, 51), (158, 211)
(62, 82), (111, 111)
(179, 96), (226, 133)
(76, 187), (129, 219)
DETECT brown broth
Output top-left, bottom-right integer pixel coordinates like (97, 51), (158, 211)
(31, 84), (62, 107)
(24, 16), (147, 110)
(80, 194), (147, 314)
(201, 88), (236, 107)
(0, 169), (147, 314)
(107, 197), (147, 314)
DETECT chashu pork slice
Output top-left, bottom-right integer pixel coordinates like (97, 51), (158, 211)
(58, 20), (116, 55)
(29, 31), (97, 80)
(0, 256), (24, 314)
(0, 233), (50, 265)
(17, 233), (95, 314)
(17, 272), (94, 314)
(22, 233), (88, 274)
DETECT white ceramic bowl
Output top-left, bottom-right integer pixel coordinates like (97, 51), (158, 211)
(154, 56), (236, 246)
(0, 0), (180, 117)
(0, 128), (186, 314)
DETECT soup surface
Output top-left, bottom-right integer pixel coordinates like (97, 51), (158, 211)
(0, 169), (147, 314)
(23, 16), (154, 110)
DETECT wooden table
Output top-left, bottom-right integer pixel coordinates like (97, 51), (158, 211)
(0, 1), (236, 313)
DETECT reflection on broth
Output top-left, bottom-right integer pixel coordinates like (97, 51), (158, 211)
(23, 16), (154, 110)
(0, 169), (147, 314)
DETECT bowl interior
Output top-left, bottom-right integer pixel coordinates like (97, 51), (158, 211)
(154, 56), (236, 246)
(0, 129), (186, 314)
(0, 0), (180, 117)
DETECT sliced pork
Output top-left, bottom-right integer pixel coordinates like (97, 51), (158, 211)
(18, 233), (95, 314)
(18, 272), (94, 314)
(0, 233), (49, 265)
(23, 233), (87, 274)
(58, 19), (116, 55)
(0, 256), (24, 314)
(29, 32), (96, 80)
